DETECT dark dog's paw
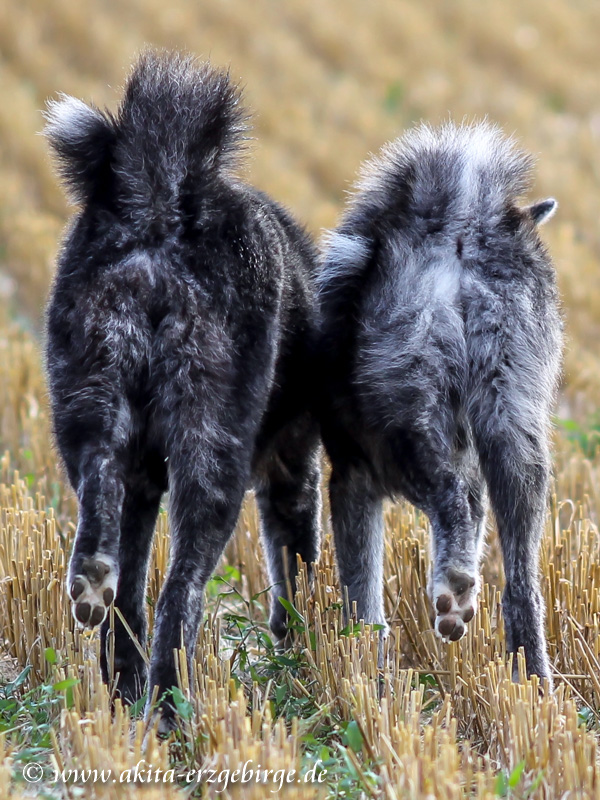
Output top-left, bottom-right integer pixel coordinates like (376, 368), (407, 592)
(114, 659), (148, 706)
(270, 612), (293, 648)
(101, 644), (148, 707)
(68, 555), (117, 628)
(157, 712), (178, 738)
(144, 693), (180, 739)
(430, 567), (478, 643)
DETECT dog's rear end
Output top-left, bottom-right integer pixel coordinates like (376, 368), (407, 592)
(44, 50), (321, 730)
(318, 122), (562, 683)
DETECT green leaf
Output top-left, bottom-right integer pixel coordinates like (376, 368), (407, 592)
(340, 621), (362, 637)
(273, 655), (299, 668)
(44, 648), (57, 665)
(52, 677), (79, 693)
(509, 760), (526, 788)
(249, 664), (265, 683)
(339, 745), (359, 781)
(556, 417), (581, 432)
(258, 631), (274, 650)
(223, 564), (241, 583)
(275, 684), (287, 707)
(495, 771), (509, 797)
(345, 720), (363, 753)
(170, 687), (193, 720)
(4, 666), (32, 695)
(65, 687), (75, 709)
(223, 613), (251, 625)
(278, 598), (305, 626)
(13, 747), (49, 763)
(129, 694), (147, 718)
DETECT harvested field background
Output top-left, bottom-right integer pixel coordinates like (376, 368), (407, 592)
(1, 0), (600, 797)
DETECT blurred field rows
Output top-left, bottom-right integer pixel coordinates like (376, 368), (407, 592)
(1, 0), (600, 797)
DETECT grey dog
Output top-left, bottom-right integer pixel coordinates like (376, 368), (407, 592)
(43, 50), (321, 730)
(317, 122), (562, 684)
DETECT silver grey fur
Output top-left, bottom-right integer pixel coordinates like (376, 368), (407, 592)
(317, 122), (562, 682)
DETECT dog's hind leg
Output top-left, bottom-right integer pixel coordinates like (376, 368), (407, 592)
(465, 291), (557, 685)
(146, 416), (251, 732)
(100, 470), (164, 705)
(255, 416), (321, 644)
(471, 410), (552, 684)
(425, 465), (485, 643)
(65, 445), (127, 631)
(329, 463), (388, 638)
(389, 420), (485, 644)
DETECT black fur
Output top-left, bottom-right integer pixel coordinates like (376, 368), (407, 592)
(44, 50), (321, 730)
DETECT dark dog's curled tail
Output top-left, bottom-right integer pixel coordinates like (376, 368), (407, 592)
(44, 49), (247, 229)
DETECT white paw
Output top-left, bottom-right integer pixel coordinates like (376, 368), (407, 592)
(68, 555), (117, 628)
(430, 568), (478, 642)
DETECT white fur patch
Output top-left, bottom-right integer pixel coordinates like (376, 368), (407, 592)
(318, 232), (370, 289)
(460, 125), (500, 205)
(354, 121), (531, 210)
(431, 575), (479, 642)
(68, 554), (118, 629)
(44, 94), (102, 142)
(431, 258), (462, 303)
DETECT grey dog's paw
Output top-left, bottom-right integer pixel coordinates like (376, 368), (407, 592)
(430, 568), (478, 642)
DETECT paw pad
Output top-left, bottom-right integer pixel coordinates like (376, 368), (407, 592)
(430, 568), (478, 643)
(68, 556), (117, 629)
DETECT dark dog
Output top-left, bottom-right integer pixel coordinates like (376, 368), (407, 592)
(317, 123), (562, 683)
(44, 50), (321, 730)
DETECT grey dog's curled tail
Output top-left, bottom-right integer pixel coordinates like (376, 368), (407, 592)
(318, 122), (555, 312)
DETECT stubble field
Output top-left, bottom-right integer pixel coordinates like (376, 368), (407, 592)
(1, 1), (600, 797)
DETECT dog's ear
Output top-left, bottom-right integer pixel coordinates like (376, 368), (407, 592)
(42, 95), (116, 206)
(526, 198), (557, 226)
